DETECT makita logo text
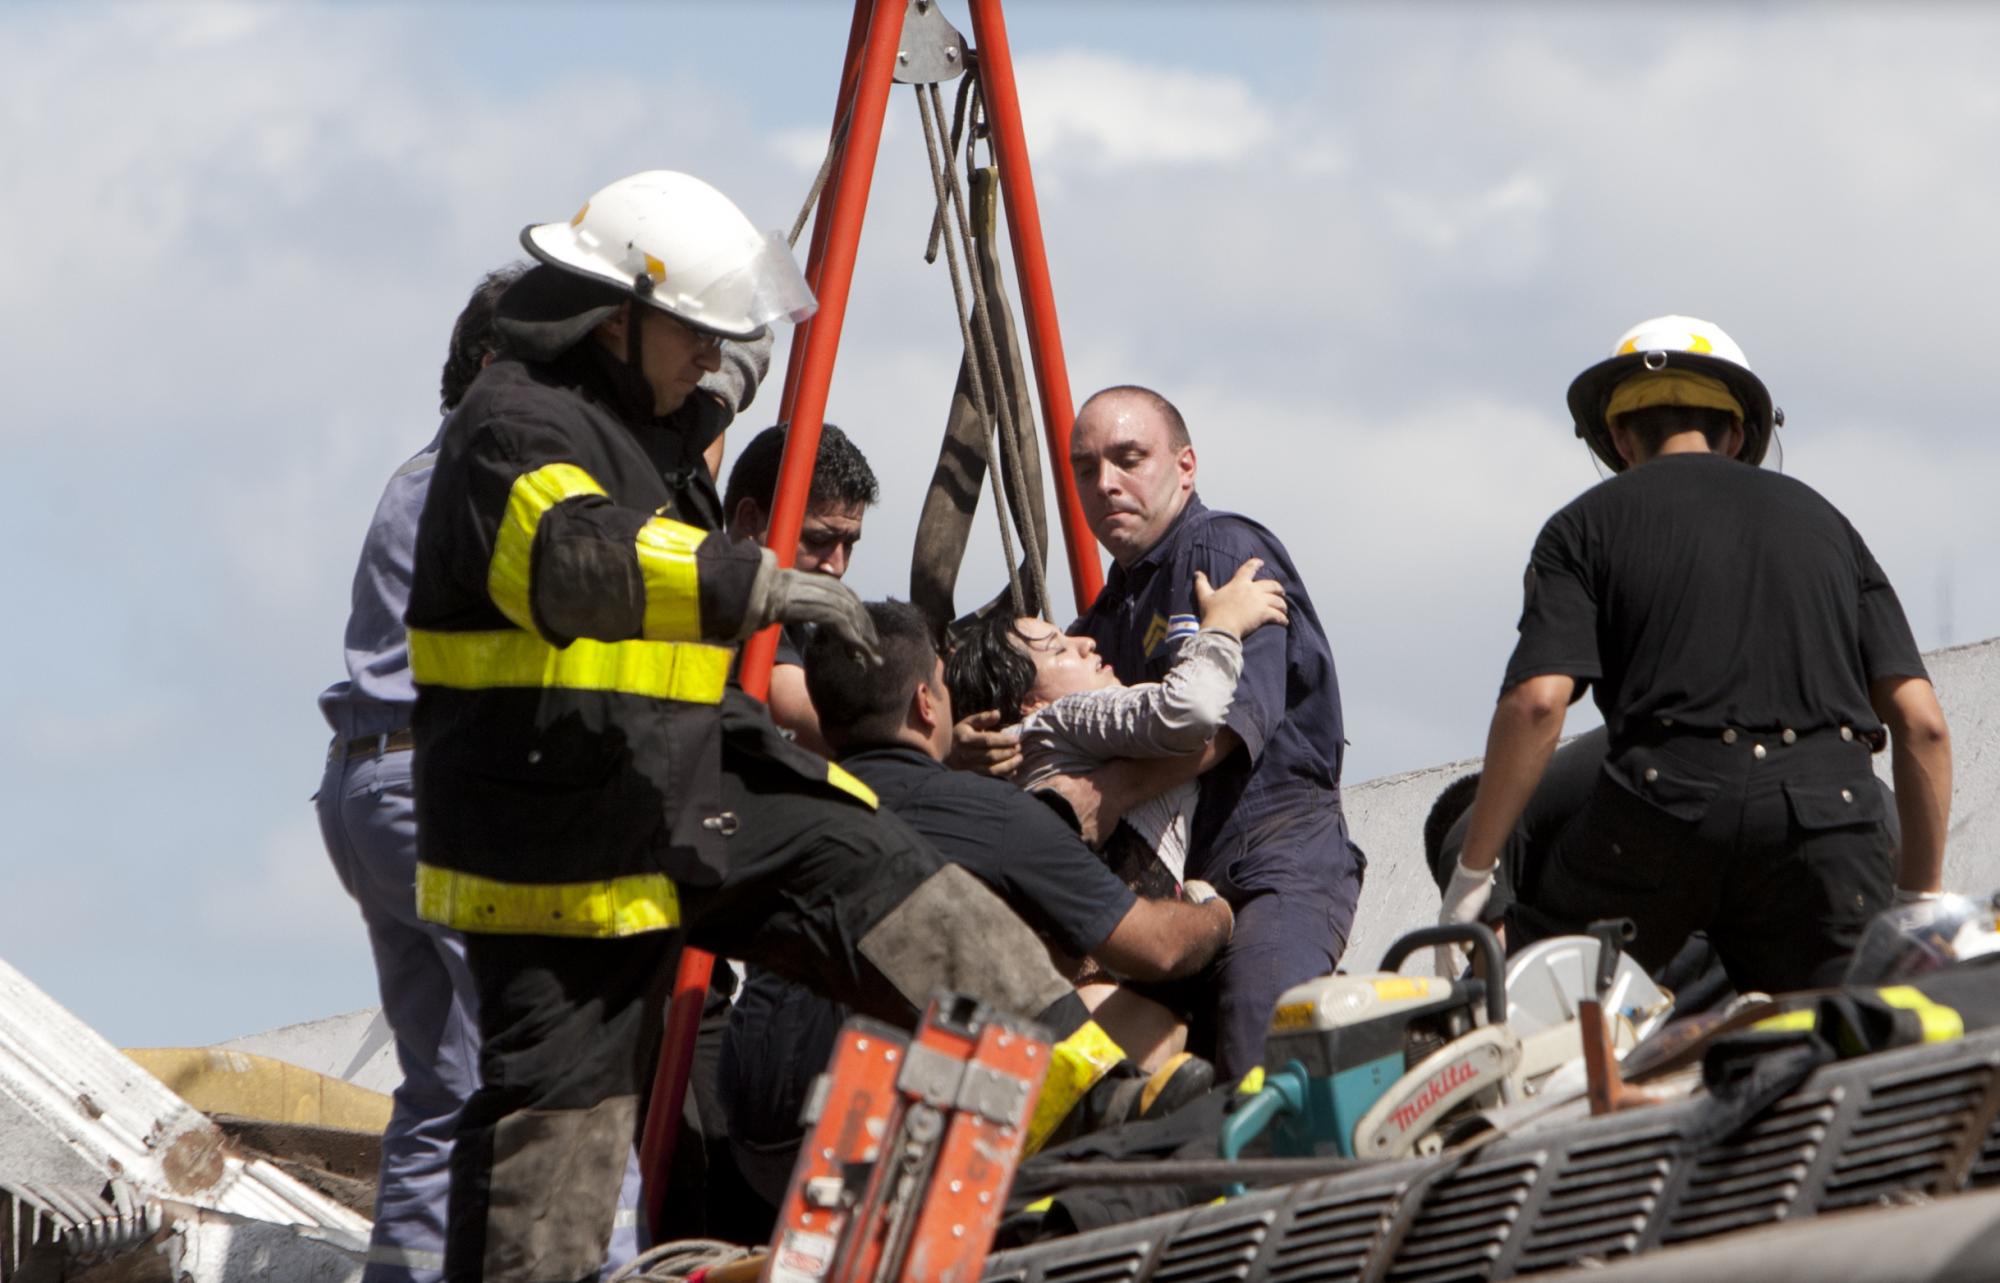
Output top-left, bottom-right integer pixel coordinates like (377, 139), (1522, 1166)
(1391, 1061), (1477, 1133)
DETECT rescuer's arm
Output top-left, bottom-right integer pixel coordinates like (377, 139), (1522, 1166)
(1445, 674), (1575, 936)
(768, 663), (832, 756)
(472, 412), (879, 661)
(1041, 730), (1241, 848)
(1093, 891), (1234, 983)
(1872, 675), (1952, 896)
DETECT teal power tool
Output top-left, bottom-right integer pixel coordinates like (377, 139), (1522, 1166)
(1220, 924), (1520, 1174)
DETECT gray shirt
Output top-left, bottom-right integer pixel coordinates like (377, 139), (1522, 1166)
(1016, 628), (1243, 883)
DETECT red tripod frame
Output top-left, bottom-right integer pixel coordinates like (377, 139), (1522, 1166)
(637, 0), (1103, 1236)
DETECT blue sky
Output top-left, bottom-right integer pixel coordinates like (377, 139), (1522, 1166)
(4, 2), (1998, 1047)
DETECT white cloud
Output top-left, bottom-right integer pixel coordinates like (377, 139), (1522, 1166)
(1013, 50), (1276, 167)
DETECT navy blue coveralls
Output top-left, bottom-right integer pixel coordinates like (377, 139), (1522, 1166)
(1075, 494), (1365, 1077)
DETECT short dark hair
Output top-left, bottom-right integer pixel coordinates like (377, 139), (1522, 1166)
(441, 263), (531, 413)
(944, 611), (1039, 728)
(1613, 404), (1738, 458)
(803, 600), (940, 753)
(1081, 384), (1191, 450)
(1422, 772), (1483, 892)
(723, 423), (880, 522)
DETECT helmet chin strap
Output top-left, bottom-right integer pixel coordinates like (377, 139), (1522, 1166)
(626, 301), (659, 414)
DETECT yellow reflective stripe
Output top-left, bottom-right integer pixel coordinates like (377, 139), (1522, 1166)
(409, 628), (730, 705)
(1021, 1196), (1055, 1215)
(825, 762), (879, 810)
(1236, 1065), (1267, 1096)
(416, 863), (680, 938)
(1753, 1010), (1818, 1034)
(1878, 986), (1965, 1043)
(1026, 1019), (1125, 1155)
(488, 464), (608, 632)
(635, 517), (708, 640)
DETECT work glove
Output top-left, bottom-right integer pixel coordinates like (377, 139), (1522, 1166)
(1435, 858), (1496, 978)
(740, 549), (883, 666)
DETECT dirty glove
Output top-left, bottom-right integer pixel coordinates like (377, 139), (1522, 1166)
(740, 548), (882, 665)
(1435, 858), (1496, 977)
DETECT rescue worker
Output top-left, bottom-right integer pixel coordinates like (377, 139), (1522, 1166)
(1060, 385), (1366, 1079)
(722, 421), (878, 753)
(1442, 315), (1953, 992)
(410, 172), (1185, 1282)
(720, 601), (1229, 1209)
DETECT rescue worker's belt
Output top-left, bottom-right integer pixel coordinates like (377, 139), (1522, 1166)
(407, 628), (730, 705)
(1621, 722), (1883, 763)
(330, 729), (416, 761)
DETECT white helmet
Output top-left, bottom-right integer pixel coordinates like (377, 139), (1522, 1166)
(522, 170), (815, 341)
(1567, 315), (1782, 471)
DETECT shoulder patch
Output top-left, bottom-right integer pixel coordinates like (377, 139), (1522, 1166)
(1141, 612), (1170, 659)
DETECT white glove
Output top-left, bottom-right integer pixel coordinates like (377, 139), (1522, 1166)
(1182, 880), (1221, 905)
(1436, 858), (1496, 977)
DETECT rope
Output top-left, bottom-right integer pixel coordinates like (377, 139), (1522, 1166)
(789, 103), (853, 249)
(915, 78), (1027, 618)
(605, 1238), (752, 1283)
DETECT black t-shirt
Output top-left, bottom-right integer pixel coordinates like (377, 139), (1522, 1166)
(1505, 453), (1926, 745)
(839, 746), (1136, 958)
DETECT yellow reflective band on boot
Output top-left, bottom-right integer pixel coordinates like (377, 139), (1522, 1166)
(488, 463), (609, 632)
(415, 862), (681, 937)
(1025, 1020), (1126, 1156)
(1877, 986), (1965, 1043)
(635, 517), (707, 640)
(408, 629), (730, 704)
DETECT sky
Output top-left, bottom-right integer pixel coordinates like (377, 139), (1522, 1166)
(3, 2), (1997, 1048)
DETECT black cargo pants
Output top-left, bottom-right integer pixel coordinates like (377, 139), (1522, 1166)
(445, 735), (1080, 1283)
(1506, 728), (1895, 996)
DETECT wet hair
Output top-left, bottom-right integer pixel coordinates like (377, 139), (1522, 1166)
(943, 610), (1040, 729)
(1080, 384), (1191, 450)
(1613, 405), (1739, 459)
(723, 423), (880, 524)
(440, 263), (531, 412)
(1422, 772), (1483, 891)
(803, 600), (940, 753)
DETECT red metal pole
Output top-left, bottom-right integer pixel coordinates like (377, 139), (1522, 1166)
(639, 0), (906, 1240)
(779, 0), (874, 422)
(964, 0), (1102, 613)
(741, 0), (905, 692)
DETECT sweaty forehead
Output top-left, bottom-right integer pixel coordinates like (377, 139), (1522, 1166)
(1072, 408), (1167, 457)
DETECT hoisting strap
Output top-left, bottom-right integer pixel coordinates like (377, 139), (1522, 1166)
(909, 75), (1052, 638)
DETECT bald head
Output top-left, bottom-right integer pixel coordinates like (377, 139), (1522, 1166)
(1078, 385), (1190, 450)
(1071, 384), (1197, 566)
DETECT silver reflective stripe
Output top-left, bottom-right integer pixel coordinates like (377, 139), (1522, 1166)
(367, 1242), (446, 1270)
(613, 1207), (638, 1228)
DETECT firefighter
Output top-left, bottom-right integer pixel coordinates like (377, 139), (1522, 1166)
(1442, 315), (1953, 992)
(409, 172), (1181, 1282)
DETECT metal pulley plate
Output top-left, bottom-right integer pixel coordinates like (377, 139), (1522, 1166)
(895, 0), (968, 84)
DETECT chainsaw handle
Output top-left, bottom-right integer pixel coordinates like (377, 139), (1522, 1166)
(1379, 924), (1507, 1026)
